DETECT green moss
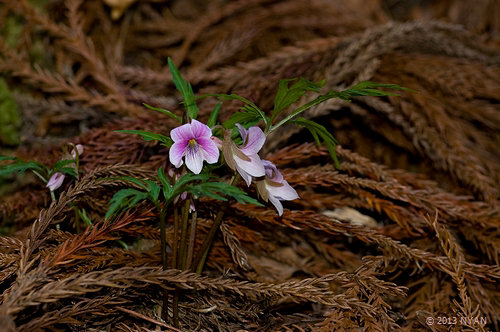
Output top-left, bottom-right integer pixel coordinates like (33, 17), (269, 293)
(0, 79), (21, 146)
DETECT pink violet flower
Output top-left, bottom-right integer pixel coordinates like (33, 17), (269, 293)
(46, 144), (84, 192)
(256, 160), (299, 216)
(169, 120), (219, 174)
(70, 144), (84, 158)
(222, 124), (266, 186)
(46, 172), (65, 191)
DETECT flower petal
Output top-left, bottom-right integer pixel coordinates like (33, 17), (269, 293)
(46, 172), (65, 191)
(236, 164), (253, 186)
(197, 137), (220, 164)
(262, 160), (283, 183)
(191, 119), (212, 139)
(236, 124), (248, 143)
(266, 180), (299, 200)
(268, 195), (284, 216)
(170, 123), (194, 142)
(71, 144), (84, 158)
(233, 153), (265, 177)
(240, 126), (265, 155)
(185, 145), (204, 174)
(169, 141), (188, 168)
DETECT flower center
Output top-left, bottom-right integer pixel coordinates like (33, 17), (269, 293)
(188, 138), (196, 146)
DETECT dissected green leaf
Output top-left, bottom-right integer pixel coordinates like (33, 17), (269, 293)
(115, 130), (173, 148)
(189, 182), (263, 206)
(105, 188), (148, 220)
(0, 159), (45, 177)
(272, 77), (324, 121)
(143, 103), (182, 123)
(168, 57), (198, 120)
(198, 93), (267, 126)
(270, 81), (412, 133)
(223, 111), (262, 129)
(292, 117), (340, 168)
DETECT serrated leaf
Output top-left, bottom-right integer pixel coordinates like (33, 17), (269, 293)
(0, 160), (45, 176)
(168, 57), (198, 120)
(105, 188), (148, 220)
(57, 167), (78, 178)
(198, 93), (267, 126)
(119, 176), (148, 190)
(143, 103), (182, 123)
(52, 159), (76, 172)
(189, 182), (263, 206)
(270, 81), (413, 133)
(272, 77), (324, 121)
(292, 117), (340, 168)
(207, 102), (222, 127)
(223, 111), (262, 129)
(116, 130), (173, 148)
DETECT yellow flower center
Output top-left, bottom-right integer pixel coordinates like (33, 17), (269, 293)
(189, 138), (196, 146)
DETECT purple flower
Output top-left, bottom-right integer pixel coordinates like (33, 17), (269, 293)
(222, 124), (266, 186)
(256, 160), (299, 216)
(46, 172), (65, 191)
(169, 120), (219, 174)
(70, 144), (84, 158)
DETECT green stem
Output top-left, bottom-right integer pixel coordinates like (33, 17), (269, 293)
(172, 207), (179, 269)
(50, 190), (56, 202)
(191, 174), (239, 274)
(178, 198), (190, 270)
(186, 210), (197, 269)
(192, 210), (223, 273)
(157, 202), (169, 321)
(73, 206), (80, 234)
(32, 170), (47, 183)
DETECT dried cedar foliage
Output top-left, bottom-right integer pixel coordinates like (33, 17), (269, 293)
(0, 0), (499, 331)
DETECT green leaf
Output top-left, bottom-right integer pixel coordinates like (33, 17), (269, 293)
(189, 182), (263, 206)
(292, 117), (340, 168)
(52, 159), (76, 172)
(207, 102), (222, 127)
(116, 130), (173, 148)
(198, 93), (267, 126)
(143, 103), (182, 123)
(57, 167), (78, 178)
(339, 81), (415, 100)
(157, 167), (173, 200)
(272, 77), (324, 121)
(77, 208), (93, 227)
(270, 81), (413, 133)
(223, 111), (262, 129)
(0, 159), (45, 176)
(105, 188), (148, 220)
(119, 176), (148, 190)
(168, 57), (198, 120)
(145, 180), (161, 203)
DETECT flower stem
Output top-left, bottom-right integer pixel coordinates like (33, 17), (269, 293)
(186, 210), (197, 269)
(191, 174), (239, 274)
(179, 198), (191, 270)
(50, 190), (56, 202)
(192, 210), (223, 274)
(73, 206), (80, 234)
(157, 203), (169, 321)
(172, 207), (179, 269)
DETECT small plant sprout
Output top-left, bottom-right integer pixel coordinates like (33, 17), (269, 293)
(107, 57), (409, 327)
(0, 143), (83, 201)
